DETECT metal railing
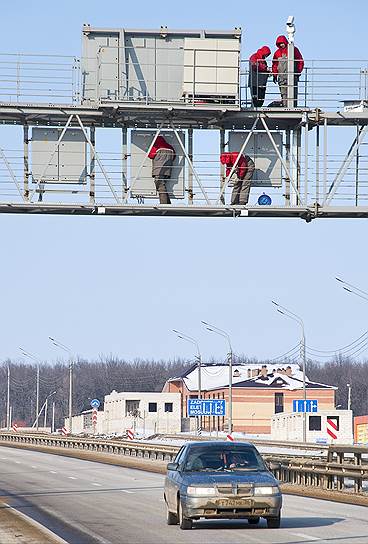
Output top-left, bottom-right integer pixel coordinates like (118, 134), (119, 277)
(0, 51), (367, 111)
(0, 432), (367, 495)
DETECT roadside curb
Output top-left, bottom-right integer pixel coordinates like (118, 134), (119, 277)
(0, 500), (68, 544)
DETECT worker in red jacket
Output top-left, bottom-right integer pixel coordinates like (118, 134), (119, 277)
(148, 135), (176, 204)
(220, 152), (255, 205)
(272, 35), (304, 106)
(248, 46), (271, 107)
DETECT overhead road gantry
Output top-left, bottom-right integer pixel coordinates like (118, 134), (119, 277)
(0, 18), (368, 220)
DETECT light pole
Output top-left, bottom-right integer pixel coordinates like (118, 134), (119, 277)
(49, 336), (74, 434)
(272, 301), (307, 443)
(173, 330), (202, 433)
(19, 348), (40, 431)
(201, 321), (233, 435)
(336, 277), (368, 302)
(6, 362), (10, 431)
(44, 390), (57, 429)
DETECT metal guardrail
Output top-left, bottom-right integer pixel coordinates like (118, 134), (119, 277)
(1, 432), (367, 494)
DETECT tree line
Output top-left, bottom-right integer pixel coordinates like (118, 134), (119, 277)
(0, 355), (366, 428)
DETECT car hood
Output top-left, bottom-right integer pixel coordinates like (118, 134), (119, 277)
(181, 470), (278, 486)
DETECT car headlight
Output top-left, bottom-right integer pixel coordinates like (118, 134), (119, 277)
(187, 486), (216, 496)
(254, 486), (279, 496)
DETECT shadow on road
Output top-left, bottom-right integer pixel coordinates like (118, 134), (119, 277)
(193, 516), (343, 530)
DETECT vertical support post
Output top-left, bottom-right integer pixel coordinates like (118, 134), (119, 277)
(89, 126), (95, 205)
(187, 127), (193, 205)
(316, 124), (320, 204)
(304, 121), (309, 205)
(36, 365), (40, 431)
(6, 363), (10, 431)
(323, 118), (328, 202)
(52, 401), (55, 434)
(220, 128), (226, 205)
(355, 125), (360, 206)
(228, 350), (233, 434)
(285, 129), (291, 206)
(287, 41), (295, 108)
(44, 397), (48, 428)
(122, 125), (128, 203)
(69, 360), (73, 434)
(296, 128), (302, 205)
(23, 125), (29, 202)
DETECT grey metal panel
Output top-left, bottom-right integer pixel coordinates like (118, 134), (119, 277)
(98, 40), (119, 101)
(32, 128), (87, 183)
(229, 131), (283, 187)
(130, 130), (185, 199)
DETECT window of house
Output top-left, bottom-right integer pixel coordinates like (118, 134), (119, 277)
(309, 416), (321, 431)
(125, 400), (139, 416)
(164, 402), (173, 412)
(148, 402), (157, 412)
(274, 392), (284, 414)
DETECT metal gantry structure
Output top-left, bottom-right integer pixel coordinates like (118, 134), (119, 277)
(1, 18), (368, 220)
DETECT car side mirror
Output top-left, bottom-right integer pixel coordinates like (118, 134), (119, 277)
(167, 462), (179, 471)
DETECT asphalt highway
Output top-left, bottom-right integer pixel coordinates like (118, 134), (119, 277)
(0, 445), (367, 544)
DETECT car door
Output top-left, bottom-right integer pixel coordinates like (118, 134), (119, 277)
(166, 446), (186, 511)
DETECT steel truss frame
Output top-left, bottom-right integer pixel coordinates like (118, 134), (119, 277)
(1, 103), (368, 220)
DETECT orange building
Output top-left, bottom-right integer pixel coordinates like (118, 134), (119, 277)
(163, 362), (336, 434)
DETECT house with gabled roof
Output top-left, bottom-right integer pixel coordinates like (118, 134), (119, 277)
(163, 362), (336, 434)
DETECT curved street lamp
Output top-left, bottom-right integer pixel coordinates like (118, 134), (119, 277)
(49, 336), (74, 434)
(272, 301), (307, 443)
(201, 321), (233, 434)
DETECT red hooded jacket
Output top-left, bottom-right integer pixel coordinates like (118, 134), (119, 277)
(272, 35), (304, 76)
(148, 136), (176, 160)
(249, 46), (271, 73)
(220, 152), (249, 180)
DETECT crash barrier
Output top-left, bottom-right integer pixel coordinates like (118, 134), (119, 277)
(0, 432), (367, 494)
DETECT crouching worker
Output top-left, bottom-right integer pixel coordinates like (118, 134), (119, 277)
(220, 152), (255, 205)
(248, 46), (271, 107)
(148, 135), (176, 204)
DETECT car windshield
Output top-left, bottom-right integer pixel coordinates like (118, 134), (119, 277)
(183, 446), (265, 472)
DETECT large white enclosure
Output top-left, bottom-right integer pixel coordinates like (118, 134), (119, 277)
(228, 131), (283, 187)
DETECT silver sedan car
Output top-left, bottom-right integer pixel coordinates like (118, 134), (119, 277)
(164, 441), (282, 530)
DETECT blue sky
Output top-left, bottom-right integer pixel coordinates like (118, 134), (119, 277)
(1, 0), (368, 365)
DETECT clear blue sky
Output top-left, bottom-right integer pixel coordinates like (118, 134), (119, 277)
(1, 0), (368, 365)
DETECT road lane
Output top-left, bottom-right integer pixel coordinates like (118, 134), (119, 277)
(0, 445), (367, 544)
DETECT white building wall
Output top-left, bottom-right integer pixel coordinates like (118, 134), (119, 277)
(66, 411), (104, 435)
(103, 390), (181, 435)
(271, 410), (353, 445)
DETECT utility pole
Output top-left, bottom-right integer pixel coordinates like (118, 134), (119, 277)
(36, 364), (40, 431)
(52, 401), (55, 433)
(69, 359), (73, 434)
(6, 363), (10, 430)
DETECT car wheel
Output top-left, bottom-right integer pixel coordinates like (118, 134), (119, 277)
(178, 500), (192, 530)
(166, 507), (178, 525)
(267, 515), (281, 529)
(248, 517), (260, 525)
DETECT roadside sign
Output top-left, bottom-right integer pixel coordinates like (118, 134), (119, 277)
(292, 399), (318, 413)
(127, 429), (135, 440)
(90, 399), (100, 409)
(61, 427), (68, 436)
(11, 423), (18, 432)
(187, 399), (226, 417)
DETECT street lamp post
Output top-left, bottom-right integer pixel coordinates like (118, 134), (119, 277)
(49, 337), (74, 434)
(201, 321), (233, 435)
(272, 301), (307, 443)
(19, 348), (40, 431)
(173, 330), (202, 433)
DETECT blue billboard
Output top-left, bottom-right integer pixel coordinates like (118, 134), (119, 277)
(187, 399), (226, 417)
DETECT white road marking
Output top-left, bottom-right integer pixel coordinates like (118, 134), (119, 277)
(121, 490), (134, 494)
(1, 457), (7, 460)
(291, 533), (322, 541)
(92, 483), (102, 487)
(31, 465), (37, 468)
(15, 461), (21, 464)
(68, 476), (77, 480)
(50, 471), (57, 474)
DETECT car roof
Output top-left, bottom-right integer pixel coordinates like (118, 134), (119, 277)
(186, 441), (255, 448)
